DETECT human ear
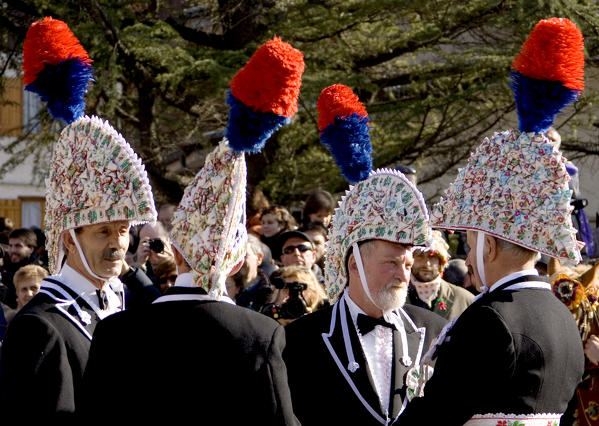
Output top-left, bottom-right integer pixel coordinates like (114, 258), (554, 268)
(62, 231), (76, 255)
(485, 235), (498, 262)
(348, 253), (358, 274)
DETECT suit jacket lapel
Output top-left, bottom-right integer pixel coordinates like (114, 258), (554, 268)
(389, 320), (426, 419)
(321, 299), (387, 424)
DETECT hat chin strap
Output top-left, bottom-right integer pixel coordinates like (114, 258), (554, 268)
(477, 231), (487, 291)
(68, 229), (107, 283)
(351, 242), (386, 314)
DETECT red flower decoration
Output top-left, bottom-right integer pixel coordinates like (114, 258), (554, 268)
(437, 301), (448, 311)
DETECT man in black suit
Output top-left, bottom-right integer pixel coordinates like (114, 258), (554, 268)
(81, 37), (304, 425)
(82, 233), (297, 425)
(284, 169), (447, 426)
(396, 17), (587, 426)
(0, 64), (157, 426)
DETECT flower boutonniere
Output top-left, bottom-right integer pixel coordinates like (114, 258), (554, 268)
(435, 298), (448, 312)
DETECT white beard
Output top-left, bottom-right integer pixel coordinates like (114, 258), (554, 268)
(373, 280), (408, 312)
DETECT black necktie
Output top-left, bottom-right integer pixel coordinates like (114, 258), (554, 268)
(96, 289), (108, 310)
(357, 313), (397, 335)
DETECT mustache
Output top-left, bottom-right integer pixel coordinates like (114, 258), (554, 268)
(103, 248), (125, 261)
(386, 280), (407, 290)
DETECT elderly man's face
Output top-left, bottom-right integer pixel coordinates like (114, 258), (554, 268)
(67, 221), (131, 281)
(281, 237), (316, 268)
(351, 240), (413, 312)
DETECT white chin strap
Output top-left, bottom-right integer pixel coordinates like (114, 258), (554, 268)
(476, 231), (487, 292)
(351, 242), (385, 312)
(69, 229), (104, 281)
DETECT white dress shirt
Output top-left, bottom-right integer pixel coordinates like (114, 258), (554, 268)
(345, 293), (393, 416)
(56, 264), (123, 319)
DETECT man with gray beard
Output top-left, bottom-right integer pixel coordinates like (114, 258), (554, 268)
(284, 169), (446, 426)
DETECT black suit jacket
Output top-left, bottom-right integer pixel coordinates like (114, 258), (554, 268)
(80, 286), (298, 426)
(397, 286), (585, 425)
(284, 298), (446, 425)
(0, 279), (100, 425)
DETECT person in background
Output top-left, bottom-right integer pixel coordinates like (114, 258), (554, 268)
(1, 228), (40, 308)
(278, 230), (324, 284)
(30, 226), (49, 270)
(261, 265), (328, 325)
(235, 235), (272, 310)
(153, 257), (177, 295)
(443, 259), (467, 286)
(247, 186), (270, 238)
(406, 230), (474, 320)
(157, 203), (177, 232)
(300, 221), (328, 271)
(260, 205), (297, 261)
(301, 189), (335, 228)
(133, 221), (174, 284)
(4, 264), (48, 323)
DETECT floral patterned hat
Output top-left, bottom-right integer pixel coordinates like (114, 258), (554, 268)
(23, 17), (157, 274)
(324, 170), (430, 302)
(169, 37), (304, 298)
(45, 116), (157, 273)
(431, 18), (585, 265)
(169, 141), (247, 298)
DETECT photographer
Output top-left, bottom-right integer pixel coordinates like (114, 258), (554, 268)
(133, 222), (175, 284)
(261, 266), (328, 326)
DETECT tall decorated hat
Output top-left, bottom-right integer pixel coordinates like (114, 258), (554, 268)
(169, 37), (304, 299)
(317, 84), (431, 302)
(431, 18), (585, 265)
(23, 17), (157, 274)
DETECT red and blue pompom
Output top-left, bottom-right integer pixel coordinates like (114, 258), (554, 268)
(510, 18), (584, 134)
(226, 37), (305, 154)
(317, 84), (372, 183)
(23, 17), (93, 124)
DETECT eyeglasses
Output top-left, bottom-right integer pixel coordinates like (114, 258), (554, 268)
(282, 244), (313, 255)
(158, 274), (177, 285)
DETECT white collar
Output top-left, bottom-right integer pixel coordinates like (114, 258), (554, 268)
(54, 263), (122, 317)
(174, 272), (194, 287)
(488, 269), (539, 293)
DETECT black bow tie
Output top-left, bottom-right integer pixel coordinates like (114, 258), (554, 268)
(357, 313), (397, 335)
(96, 289), (109, 310)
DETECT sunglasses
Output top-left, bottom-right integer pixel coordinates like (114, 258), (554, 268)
(282, 244), (313, 255)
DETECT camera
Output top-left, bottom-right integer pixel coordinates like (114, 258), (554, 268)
(148, 238), (165, 253)
(261, 277), (309, 320)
